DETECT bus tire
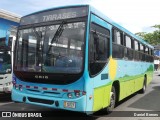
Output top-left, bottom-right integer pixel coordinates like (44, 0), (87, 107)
(106, 86), (116, 113)
(140, 77), (147, 94)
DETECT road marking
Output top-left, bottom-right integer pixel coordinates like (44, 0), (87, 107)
(0, 102), (13, 106)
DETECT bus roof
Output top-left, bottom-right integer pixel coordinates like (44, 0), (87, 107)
(22, 4), (154, 49)
(22, 4), (88, 17)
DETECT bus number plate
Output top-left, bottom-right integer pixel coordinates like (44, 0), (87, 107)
(64, 101), (76, 108)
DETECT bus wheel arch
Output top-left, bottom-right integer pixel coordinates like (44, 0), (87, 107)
(112, 80), (120, 103)
(106, 80), (120, 113)
(144, 74), (147, 82)
(140, 74), (147, 93)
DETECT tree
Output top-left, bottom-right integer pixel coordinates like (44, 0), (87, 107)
(135, 24), (160, 45)
(152, 24), (160, 30)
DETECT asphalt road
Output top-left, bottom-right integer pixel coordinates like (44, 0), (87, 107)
(0, 70), (160, 120)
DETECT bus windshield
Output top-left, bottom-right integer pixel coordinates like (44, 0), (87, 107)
(0, 51), (11, 73)
(15, 21), (85, 74)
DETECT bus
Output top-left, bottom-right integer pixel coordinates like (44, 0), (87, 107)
(12, 5), (154, 114)
(0, 36), (16, 93)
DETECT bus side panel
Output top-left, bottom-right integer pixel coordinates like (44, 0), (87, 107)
(89, 13), (113, 112)
(127, 80), (135, 96)
(118, 61), (154, 101)
(119, 80), (135, 101)
(146, 72), (154, 85)
(134, 76), (144, 92)
(93, 84), (111, 111)
(146, 64), (154, 85)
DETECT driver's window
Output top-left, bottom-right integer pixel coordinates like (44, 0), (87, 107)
(89, 23), (110, 76)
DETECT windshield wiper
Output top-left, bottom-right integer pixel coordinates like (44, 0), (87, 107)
(47, 21), (67, 54)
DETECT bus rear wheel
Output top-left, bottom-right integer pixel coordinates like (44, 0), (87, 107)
(106, 86), (116, 113)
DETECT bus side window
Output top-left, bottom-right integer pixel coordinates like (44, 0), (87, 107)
(112, 28), (124, 59)
(89, 23), (110, 76)
(124, 35), (134, 60)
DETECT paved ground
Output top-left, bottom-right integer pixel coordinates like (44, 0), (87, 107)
(0, 70), (160, 120)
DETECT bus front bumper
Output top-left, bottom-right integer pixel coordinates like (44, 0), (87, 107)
(12, 88), (87, 113)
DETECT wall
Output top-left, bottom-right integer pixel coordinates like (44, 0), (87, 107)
(0, 18), (19, 45)
(155, 50), (160, 56)
(0, 18), (19, 38)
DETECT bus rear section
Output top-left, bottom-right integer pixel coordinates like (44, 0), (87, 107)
(12, 6), (89, 112)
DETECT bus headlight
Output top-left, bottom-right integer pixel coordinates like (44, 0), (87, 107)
(12, 76), (16, 85)
(67, 93), (72, 98)
(75, 92), (80, 97)
(19, 86), (23, 91)
(15, 85), (19, 90)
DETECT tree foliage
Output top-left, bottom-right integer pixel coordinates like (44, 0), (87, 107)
(135, 25), (160, 45)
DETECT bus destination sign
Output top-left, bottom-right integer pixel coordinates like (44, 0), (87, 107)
(20, 6), (88, 25)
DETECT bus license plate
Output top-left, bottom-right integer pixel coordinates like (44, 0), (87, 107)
(64, 101), (76, 108)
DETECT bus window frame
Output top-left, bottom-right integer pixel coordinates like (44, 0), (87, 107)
(124, 34), (133, 49)
(89, 22), (110, 77)
(112, 28), (123, 45)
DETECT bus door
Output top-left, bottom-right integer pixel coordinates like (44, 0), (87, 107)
(89, 14), (112, 111)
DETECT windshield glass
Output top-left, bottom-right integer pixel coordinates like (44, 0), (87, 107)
(0, 51), (11, 73)
(15, 22), (85, 74)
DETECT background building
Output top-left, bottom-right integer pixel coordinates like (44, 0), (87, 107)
(154, 44), (160, 57)
(0, 9), (20, 46)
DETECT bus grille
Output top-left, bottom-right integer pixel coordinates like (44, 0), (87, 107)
(28, 97), (54, 105)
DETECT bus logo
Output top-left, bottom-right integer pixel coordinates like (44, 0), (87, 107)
(35, 75), (48, 79)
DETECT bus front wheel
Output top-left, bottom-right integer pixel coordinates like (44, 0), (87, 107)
(106, 86), (116, 113)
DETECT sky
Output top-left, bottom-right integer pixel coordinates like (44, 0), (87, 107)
(0, 0), (160, 34)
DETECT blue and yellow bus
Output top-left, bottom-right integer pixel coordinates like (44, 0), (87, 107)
(12, 5), (154, 114)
